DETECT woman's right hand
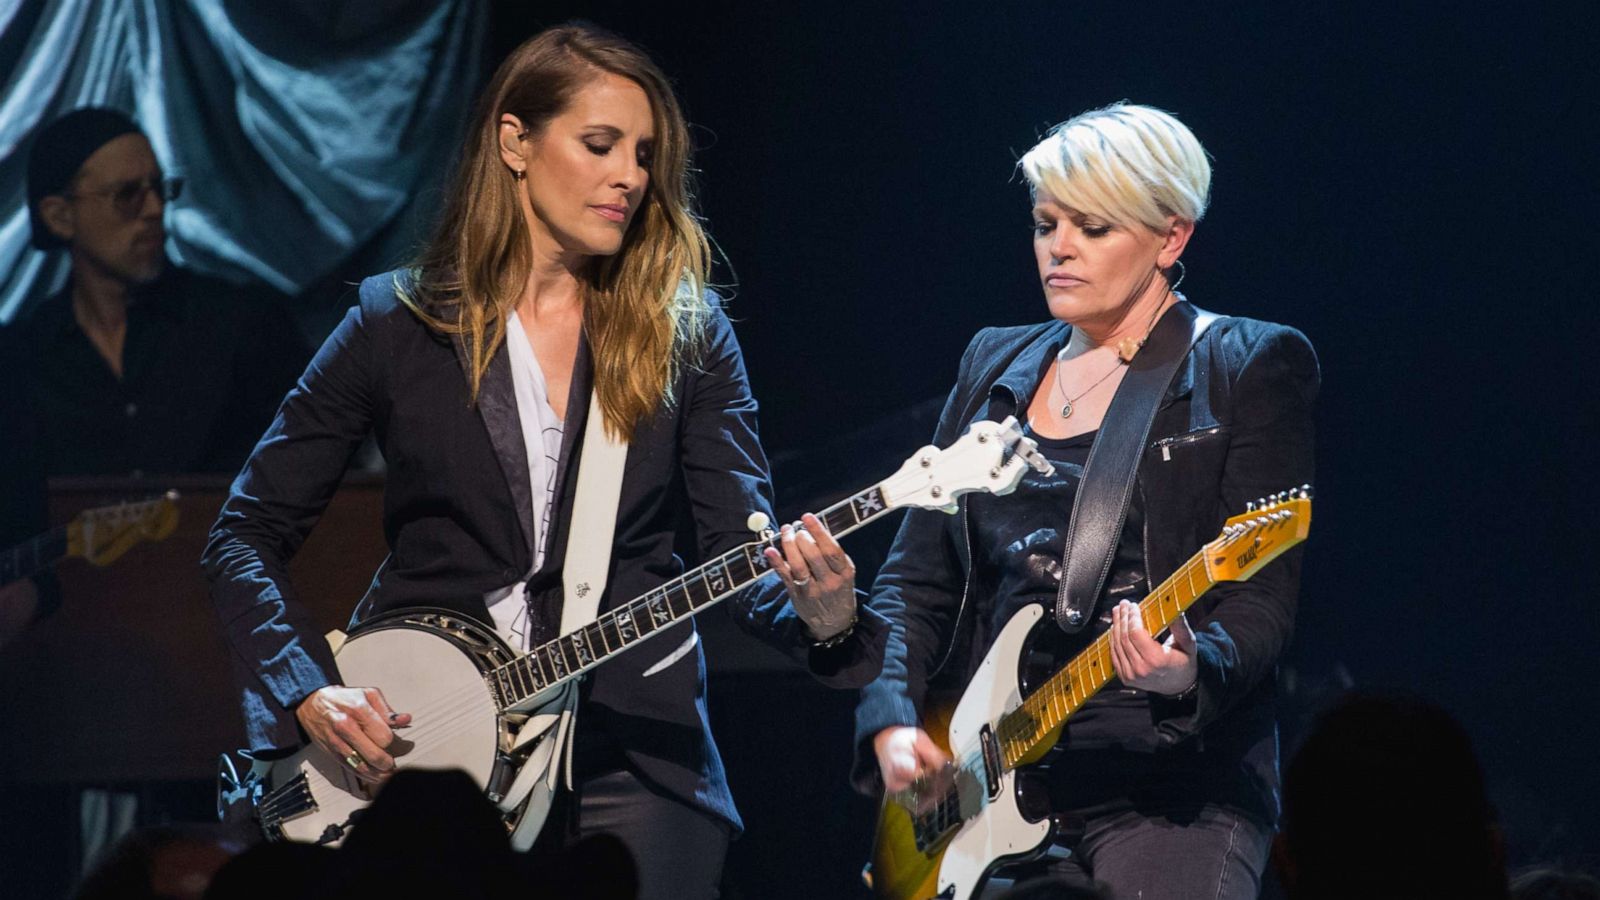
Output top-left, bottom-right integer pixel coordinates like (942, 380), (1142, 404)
(874, 726), (951, 792)
(294, 685), (412, 785)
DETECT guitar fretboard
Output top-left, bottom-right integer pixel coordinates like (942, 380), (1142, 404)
(0, 528), (68, 587)
(994, 550), (1218, 770)
(489, 485), (894, 710)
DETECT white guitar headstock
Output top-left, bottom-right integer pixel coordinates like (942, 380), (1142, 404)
(878, 417), (1054, 514)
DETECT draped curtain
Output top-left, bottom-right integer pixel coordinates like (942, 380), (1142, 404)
(0, 0), (487, 322)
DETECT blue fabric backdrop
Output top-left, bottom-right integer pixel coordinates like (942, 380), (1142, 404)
(0, 0), (487, 323)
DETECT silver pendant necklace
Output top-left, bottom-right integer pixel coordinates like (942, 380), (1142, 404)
(1054, 278), (1181, 418)
(1052, 350), (1124, 419)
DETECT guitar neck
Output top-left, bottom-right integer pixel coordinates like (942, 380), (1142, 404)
(0, 527), (69, 587)
(489, 484), (894, 709)
(995, 550), (1217, 770)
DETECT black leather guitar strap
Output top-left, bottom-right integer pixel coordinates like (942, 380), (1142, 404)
(1054, 302), (1218, 632)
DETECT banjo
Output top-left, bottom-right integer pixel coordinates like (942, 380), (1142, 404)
(231, 417), (1055, 847)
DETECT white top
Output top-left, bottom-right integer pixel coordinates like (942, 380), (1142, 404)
(484, 312), (566, 651)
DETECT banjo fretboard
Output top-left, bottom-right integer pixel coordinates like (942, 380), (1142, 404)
(489, 485), (891, 709)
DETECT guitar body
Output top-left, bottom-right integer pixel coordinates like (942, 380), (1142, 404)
(866, 488), (1313, 900)
(870, 605), (1056, 900)
(260, 609), (516, 845)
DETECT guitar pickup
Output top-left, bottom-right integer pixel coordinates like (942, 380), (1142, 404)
(978, 724), (1002, 802)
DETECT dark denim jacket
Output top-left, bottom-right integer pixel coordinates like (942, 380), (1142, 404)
(853, 303), (1319, 822)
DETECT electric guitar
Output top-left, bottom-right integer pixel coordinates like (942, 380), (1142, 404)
(865, 487), (1313, 900)
(239, 417), (1056, 847)
(0, 492), (181, 587)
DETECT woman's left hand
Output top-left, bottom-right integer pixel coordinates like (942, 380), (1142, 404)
(764, 512), (857, 641)
(1109, 599), (1199, 697)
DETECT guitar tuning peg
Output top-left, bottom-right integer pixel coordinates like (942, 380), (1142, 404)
(1245, 500), (1255, 512)
(746, 512), (771, 534)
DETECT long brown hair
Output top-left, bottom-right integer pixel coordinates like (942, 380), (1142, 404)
(401, 23), (711, 439)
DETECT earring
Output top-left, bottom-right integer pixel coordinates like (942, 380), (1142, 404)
(1165, 258), (1186, 290)
(512, 168), (525, 182)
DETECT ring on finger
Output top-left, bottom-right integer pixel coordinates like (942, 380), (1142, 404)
(791, 576), (811, 587)
(344, 752), (364, 770)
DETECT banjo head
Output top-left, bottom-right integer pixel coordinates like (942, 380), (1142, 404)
(268, 617), (505, 844)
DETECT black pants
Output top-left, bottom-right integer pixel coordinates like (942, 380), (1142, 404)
(981, 804), (1272, 900)
(535, 768), (731, 900)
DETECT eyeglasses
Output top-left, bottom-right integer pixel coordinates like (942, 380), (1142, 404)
(65, 175), (184, 218)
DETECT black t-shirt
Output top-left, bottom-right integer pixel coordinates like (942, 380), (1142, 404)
(965, 424), (1154, 753)
(965, 422), (1262, 817)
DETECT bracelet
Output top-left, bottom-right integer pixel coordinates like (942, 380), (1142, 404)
(1161, 676), (1199, 701)
(810, 614), (858, 649)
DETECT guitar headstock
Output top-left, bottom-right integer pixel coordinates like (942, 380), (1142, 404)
(67, 491), (181, 567)
(878, 417), (1055, 514)
(1204, 486), (1313, 582)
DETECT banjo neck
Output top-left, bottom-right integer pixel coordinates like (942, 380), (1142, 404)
(487, 486), (888, 711)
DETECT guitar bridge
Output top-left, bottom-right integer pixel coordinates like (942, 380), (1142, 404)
(255, 772), (316, 840)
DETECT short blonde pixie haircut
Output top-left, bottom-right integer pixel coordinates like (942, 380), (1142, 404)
(1019, 102), (1211, 232)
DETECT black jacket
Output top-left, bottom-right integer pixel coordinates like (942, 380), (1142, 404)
(853, 303), (1319, 821)
(204, 271), (885, 832)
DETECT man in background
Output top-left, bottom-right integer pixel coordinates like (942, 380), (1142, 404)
(9, 107), (307, 478)
(1, 107), (309, 637)
(0, 106), (309, 898)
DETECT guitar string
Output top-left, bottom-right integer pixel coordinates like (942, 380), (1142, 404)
(910, 511), (1299, 836)
(911, 525), (1263, 820)
(1006, 548), (1222, 760)
(1007, 520), (1286, 763)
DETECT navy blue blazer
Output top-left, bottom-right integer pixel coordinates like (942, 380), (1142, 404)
(204, 271), (885, 832)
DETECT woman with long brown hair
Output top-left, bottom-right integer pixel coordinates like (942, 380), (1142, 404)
(206, 24), (870, 897)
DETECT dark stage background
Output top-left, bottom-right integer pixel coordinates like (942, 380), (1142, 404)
(6, 1), (1599, 896)
(480, 3), (1599, 890)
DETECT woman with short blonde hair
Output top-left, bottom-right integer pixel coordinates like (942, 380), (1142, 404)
(851, 102), (1319, 898)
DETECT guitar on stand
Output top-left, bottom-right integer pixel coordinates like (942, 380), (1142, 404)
(233, 417), (1056, 847)
(865, 487), (1313, 900)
